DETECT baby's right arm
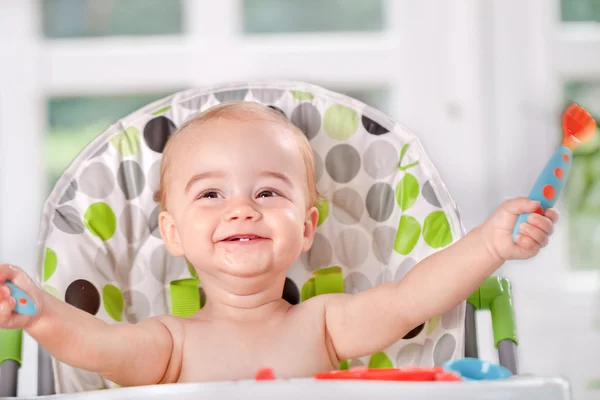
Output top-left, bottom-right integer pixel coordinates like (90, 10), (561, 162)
(0, 264), (183, 387)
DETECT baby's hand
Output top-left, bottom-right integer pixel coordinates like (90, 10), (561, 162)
(480, 197), (559, 262)
(0, 264), (42, 329)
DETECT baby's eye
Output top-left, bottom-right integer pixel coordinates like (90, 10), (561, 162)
(199, 191), (222, 199)
(257, 190), (279, 198)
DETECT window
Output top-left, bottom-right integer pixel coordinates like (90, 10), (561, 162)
(242, 0), (385, 33)
(42, 0), (183, 38)
(561, 0), (600, 22)
(46, 93), (174, 191)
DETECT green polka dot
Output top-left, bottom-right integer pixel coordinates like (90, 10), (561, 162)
(187, 260), (198, 279)
(103, 284), (124, 322)
(339, 360), (349, 370)
(324, 104), (358, 140)
(43, 248), (57, 282)
(152, 106), (171, 115)
(84, 202), (117, 241)
(110, 127), (140, 156)
(43, 284), (61, 299)
(394, 215), (421, 255)
(368, 352), (393, 369)
(427, 315), (440, 334)
(291, 90), (314, 100)
(316, 198), (329, 226)
(396, 173), (419, 211)
(423, 211), (452, 248)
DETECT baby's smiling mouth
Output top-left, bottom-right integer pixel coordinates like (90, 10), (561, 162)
(223, 235), (263, 242)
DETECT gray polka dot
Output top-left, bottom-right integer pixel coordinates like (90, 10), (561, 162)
(442, 307), (460, 329)
(79, 163), (115, 199)
(180, 95), (210, 110)
(214, 89), (248, 102)
(335, 229), (369, 269)
(325, 144), (361, 183)
(395, 257), (417, 281)
(291, 103), (321, 140)
(422, 181), (441, 207)
(363, 141), (399, 178)
(250, 89), (285, 103)
(116, 245), (145, 286)
(118, 160), (145, 200)
(372, 226), (396, 264)
(150, 245), (186, 282)
(123, 290), (151, 323)
(433, 334), (456, 366)
(349, 358), (365, 368)
(59, 180), (78, 205)
(53, 205), (84, 234)
(307, 233), (332, 271)
(314, 152), (323, 183)
(152, 290), (168, 315)
(119, 204), (150, 243)
(91, 143), (109, 158)
(420, 339), (435, 367)
(332, 188), (364, 225)
(374, 268), (392, 285)
(366, 183), (395, 222)
(149, 206), (161, 238)
(344, 272), (372, 294)
(95, 247), (117, 281)
(148, 160), (161, 195)
(397, 344), (423, 366)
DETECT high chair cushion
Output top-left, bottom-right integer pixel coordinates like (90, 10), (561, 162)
(37, 81), (466, 392)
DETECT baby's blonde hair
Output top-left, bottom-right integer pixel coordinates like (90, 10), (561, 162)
(154, 101), (319, 211)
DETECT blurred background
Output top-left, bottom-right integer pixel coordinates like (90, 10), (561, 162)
(0, 0), (599, 398)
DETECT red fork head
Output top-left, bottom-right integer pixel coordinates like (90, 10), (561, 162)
(562, 103), (597, 150)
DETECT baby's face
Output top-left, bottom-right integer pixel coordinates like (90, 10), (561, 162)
(159, 118), (318, 291)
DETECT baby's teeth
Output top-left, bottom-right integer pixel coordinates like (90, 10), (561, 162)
(240, 238), (249, 241)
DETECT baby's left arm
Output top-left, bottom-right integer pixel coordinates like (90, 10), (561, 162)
(323, 197), (558, 362)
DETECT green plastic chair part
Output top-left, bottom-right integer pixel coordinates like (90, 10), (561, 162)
(301, 266), (344, 301)
(170, 278), (201, 318)
(467, 276), (518, 347)
(0, 329), (22, 366)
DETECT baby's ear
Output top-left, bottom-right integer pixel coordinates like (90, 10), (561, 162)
(302, 206), (319, 252)
(159, 211), (185, 257)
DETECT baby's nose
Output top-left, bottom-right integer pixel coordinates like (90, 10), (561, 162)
(224, 203), (261, 222)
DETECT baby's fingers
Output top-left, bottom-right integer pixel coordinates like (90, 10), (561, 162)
(0, 297), (16, 323)
(544, 208), (560, 224)
(518, 222), (548, 247)
(528, 213), (554, 235)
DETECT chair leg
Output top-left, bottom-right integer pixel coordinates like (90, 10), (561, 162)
(464, 302), (479, 358)
(0, 360), (19, 397)
(37, 345), (55, 395)
(498, 339), (518, 375)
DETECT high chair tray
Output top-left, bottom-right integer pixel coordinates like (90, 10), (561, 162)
(21, 377), (570, 400)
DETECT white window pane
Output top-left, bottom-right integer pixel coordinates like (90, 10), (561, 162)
(563, 81), (600, 271)
(242, 0), (385, 34)
(41, 0), (183, 38)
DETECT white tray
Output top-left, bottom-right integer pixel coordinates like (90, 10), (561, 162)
(22, 377), (570, 400)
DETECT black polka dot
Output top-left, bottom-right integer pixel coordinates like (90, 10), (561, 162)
(403, 323), (425, 339)
(143, 116), (176, 153)
(282, 278), (300, 305)
(65, 279), (100, 315)
(362, 115), (389, 135)
(268, 105), (287, 118)
(199, 287), (207, 308)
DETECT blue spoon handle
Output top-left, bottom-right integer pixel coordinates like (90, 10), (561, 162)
(512, 145), (572, 243)
(4, 281), (37, 316)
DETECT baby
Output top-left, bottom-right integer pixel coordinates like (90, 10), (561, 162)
(0, 101), (558, 387)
